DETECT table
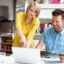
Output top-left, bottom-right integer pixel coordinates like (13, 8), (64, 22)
(0, 55), (63, 64)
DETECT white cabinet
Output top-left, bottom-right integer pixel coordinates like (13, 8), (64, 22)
(38, 4), (64, 19)
(0, 0), (14, 21)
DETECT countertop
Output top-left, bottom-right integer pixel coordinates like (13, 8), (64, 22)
(0, 54), (63, 64)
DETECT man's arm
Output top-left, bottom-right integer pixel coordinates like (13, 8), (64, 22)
(35, 41), (45, 51)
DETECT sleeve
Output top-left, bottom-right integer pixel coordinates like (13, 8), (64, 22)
(16, 12), (23, 29)
(26, 20), (40, 40)
(40, 28), (47, 43)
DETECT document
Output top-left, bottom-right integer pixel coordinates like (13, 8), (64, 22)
(42, 53), (60, 61)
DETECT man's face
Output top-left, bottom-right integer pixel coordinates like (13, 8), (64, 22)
(52, 15), (64, 32)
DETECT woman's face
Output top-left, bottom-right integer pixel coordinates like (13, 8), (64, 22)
(27, 6), (37, 18)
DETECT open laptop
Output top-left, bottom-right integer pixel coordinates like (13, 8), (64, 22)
(12, 47), (41, 64)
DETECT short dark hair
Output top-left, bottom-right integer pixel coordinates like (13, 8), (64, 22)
(52, 9), (64, 19)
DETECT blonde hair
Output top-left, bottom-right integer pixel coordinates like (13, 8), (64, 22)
(26, 1), (40, 17)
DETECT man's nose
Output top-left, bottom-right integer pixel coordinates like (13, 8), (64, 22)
(53, 22), (56, 25)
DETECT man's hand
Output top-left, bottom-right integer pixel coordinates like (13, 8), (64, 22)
(35, 41), (45, 51)
(60, 54), (64, 63)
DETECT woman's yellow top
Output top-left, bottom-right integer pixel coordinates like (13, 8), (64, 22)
(13, 12), (40, 48)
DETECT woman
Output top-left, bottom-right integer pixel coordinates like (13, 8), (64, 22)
(13, 1), (40, 48)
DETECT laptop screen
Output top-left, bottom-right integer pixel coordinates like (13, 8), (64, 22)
(12, 47), (41, 63)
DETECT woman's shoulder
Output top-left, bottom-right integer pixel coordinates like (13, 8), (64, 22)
(33, 17), (40, 24)
(17, 12), (26, 16)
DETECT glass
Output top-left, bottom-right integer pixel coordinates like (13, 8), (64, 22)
(0, 52), (6, 63)
(16, 0), (25, 13)
(0, 36), (2, 50)
(0, 52), (6, 56)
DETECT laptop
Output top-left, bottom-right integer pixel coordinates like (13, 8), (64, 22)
(12, 47), (41, 64)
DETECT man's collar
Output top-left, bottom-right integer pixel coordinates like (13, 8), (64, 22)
(53, 27), (64, 35)
(60, 28), (64, 35)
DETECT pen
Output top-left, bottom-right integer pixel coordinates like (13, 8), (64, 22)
(60, 54), (64, 56)
(45, 56), (50, 58)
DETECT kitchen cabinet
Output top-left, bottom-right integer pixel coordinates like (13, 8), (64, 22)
(0, 33), (13, 53)
(39, 4), (64, 19)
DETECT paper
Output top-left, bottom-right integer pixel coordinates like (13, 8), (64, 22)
(42, 53), (60, 61)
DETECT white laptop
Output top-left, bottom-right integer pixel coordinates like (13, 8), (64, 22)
(12, 47), (41, 64)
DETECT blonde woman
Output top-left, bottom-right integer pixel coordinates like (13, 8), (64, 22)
(13, 1), (40, 48)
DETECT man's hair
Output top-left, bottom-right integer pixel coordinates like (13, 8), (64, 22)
(52, 9), (64, 19)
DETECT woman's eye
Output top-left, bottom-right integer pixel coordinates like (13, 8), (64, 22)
(30, 9), (33, 12)
(35, 11), (37, 13)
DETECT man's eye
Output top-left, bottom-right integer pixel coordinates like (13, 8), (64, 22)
(56, 21), (59, 22)
(52, 20), (54, 23)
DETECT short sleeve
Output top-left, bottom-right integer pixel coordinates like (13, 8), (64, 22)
(40, 28), (47, 43)
(16, 12), (23, 28)
(26, 20), (40, 40)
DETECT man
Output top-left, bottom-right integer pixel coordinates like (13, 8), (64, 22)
(36, 9), (64, 54)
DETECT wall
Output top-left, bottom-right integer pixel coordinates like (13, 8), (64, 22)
(0, 6), (8, 19)
(0, 7), (3, 16)
(0, 0), (14, 21)
(0, 22), (15, 33)
(39, 9), (54, 19)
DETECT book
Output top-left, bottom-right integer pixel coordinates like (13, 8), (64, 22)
(50, 0), (60, 4)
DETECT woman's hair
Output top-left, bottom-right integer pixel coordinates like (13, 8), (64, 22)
(26, 1), (40, 17)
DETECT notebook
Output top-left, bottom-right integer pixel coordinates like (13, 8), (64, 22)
(12, 47), (41, 64)
(42, 52), (60, 61)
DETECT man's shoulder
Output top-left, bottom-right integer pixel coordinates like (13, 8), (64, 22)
(42, 27), (54, 37)
(45, 27), (53, 32)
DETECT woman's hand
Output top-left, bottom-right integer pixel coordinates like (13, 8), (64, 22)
(60, 54), (64, 63)
(26, 40), (32, 48)
(16, 28), (27, 47)
(20, 35), (27, 47)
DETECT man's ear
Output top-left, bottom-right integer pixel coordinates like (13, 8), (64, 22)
(63, 20), (64, 24)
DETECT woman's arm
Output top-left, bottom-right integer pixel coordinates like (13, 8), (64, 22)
(16, 12), (27, 47)
(16, 28), (24, 38)
(26, 19), (40, 48)
(16, 28), (27, 47)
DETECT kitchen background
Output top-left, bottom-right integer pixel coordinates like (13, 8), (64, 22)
(0, 0), (64, 53)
